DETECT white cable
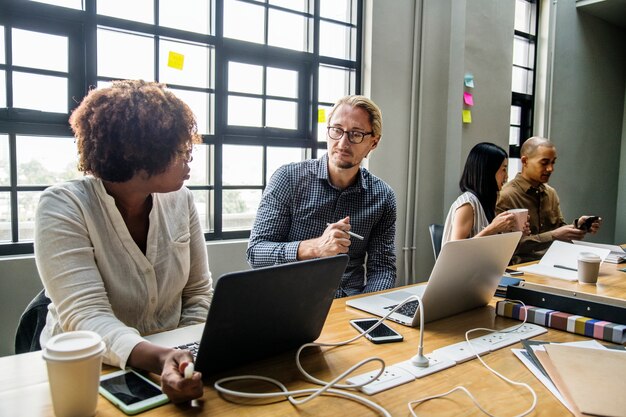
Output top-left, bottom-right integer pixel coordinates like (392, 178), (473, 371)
(214, 295), (426, 417)
(407, 299), (537, 417)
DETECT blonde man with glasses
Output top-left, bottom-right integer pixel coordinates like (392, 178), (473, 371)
(247, 95), (397, 298)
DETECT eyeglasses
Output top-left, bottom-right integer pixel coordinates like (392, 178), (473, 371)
(326, 126), (373, 144)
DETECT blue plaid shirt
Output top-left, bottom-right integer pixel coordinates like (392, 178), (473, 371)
(247, 154), (397, 297)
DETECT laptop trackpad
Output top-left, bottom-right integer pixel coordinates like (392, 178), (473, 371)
(384, 290), (419, 302)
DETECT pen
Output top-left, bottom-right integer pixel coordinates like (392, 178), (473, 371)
(326, 223), (364, 240)
(554, 264), (578, 272)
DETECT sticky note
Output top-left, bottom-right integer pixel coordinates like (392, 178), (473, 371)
(464, 73), (474, 88)
(168, 51), (185, 70)
(462, 109), (472, 124)
(318, 109), (326, 123)
(463, 92), (474, 106)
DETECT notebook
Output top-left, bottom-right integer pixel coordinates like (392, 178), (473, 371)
(572, 240), (626, 264)
(346, 232), (522, 326)
(144, 254), (349, 375)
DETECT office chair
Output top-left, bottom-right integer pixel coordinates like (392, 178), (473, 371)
(14, 289), (51, 354)
(428, 224), (444, 260)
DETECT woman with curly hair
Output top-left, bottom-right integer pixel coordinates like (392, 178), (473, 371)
(442, 142), (528, 245)
(34, 80), (211, 402)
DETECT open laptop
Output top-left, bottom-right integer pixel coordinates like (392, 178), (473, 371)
(346, 232), (522, 326)
(145, 254), (349, 375)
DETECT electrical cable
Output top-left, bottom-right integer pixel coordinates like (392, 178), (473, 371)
(407, 299), (538, 417)
(214, 294), (426, 417)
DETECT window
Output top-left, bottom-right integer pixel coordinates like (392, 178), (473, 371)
(0, 0), (363, 254)
(509, 0), (538, 177)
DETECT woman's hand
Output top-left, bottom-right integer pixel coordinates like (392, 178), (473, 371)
(487, 211), (517, 234)
(160, 349), (204, 403)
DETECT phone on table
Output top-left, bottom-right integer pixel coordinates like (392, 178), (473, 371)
(579, 216), (599, 232)
(99, 369), (169, 415)
(505, 268), (524, 276)
(350, 318), (403, 344)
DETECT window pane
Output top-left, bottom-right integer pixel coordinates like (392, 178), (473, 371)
(317, 104), (333, 142)
(227, 96), (262, 127)
(13, 72), (67, 112)
(28, 0), (83, 9)
(223, 145), (262, 186)
(266, 146), (305, 180)
(266, 99), (297, 129)
(0, 192), (10, 242)
(514, 0), (535, 35)
(268, 9), (308, 52)
(160, 39), (214, 89)
(0, 70), (5, 108)
(318, 65), (354, 103)
(224, 0), (265, 44)
(191, 189), (213, 232)
(228, 62), (263, 95)
(0, 134), (9, 186)
(97, 0), (154, 24)
(513, 36), (534, 69)
(171, 89), (214, 135)
(97, 28), (154, 80)
(320, 0), (354, 23)
(159, 0), (211, 35)
(267, 67), (298, 98)
(508, 158), (521, 183)
(510, 105), (521, 125)
(269, 0), (309, 13)
(320, 21), (355, 60)
(187, 143), (212, 186)
(12, 29), (68, 72)
(223, 189), (261, 231)
(512, 66), (533, 95)
(18, 191), (41, 241)
(509, 126), (520, 146)
(0, 26), (5, 65)
(17, 135), (81, 185)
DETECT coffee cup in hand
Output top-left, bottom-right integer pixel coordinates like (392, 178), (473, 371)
(43, 331), (106, 417)
(577, 252), (601, 284)
(507, 208), (528, 232)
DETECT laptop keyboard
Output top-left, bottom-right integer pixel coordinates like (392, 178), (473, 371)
(384, 300), (419, 318)
(174, 341), (200, 358)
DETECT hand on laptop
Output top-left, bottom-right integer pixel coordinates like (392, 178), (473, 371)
(160, 350), (203, 403)
(297, 216), (352, 260)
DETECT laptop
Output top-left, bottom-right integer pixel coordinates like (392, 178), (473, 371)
(346, 232), (522, 326)
(145, 254), (349, 375)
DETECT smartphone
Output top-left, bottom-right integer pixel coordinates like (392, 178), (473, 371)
(350, 318), (403, 344)
(99, 369), (169, 415)
(580, 216), (599, 231)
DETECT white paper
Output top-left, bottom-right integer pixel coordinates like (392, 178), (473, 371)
(518, 241), (611, 281)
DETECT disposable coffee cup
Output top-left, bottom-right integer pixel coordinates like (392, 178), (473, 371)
(508, 208), (528, 231)
(577, 252), (601, 284)
(43, 331), (106, 417)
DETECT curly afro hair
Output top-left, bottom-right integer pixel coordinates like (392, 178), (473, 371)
(70, 79), (200, 182)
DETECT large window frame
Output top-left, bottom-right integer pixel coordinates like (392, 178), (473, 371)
(0, 0), (363, 255)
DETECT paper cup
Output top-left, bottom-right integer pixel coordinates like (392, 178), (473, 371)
(43, 331), (106, 417)
(577, 252), (601, 284)
(508, 208), (528, 231)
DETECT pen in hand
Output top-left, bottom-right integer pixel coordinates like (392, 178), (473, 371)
(326, 223), (364, 240)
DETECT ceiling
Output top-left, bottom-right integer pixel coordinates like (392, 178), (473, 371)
(577, 0), (626, 30)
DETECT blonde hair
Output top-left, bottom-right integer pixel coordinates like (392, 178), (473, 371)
(327, 95), (383, 138)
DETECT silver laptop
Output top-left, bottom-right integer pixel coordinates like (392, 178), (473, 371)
(145, 254), (349, 375)
(346, 232), (522, 326)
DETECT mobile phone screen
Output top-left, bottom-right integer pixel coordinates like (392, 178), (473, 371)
(353, 319), (399, 338)
(100, 372), (163, 406)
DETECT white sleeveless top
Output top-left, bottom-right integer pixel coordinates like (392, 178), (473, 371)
(441, 191), (489, 246)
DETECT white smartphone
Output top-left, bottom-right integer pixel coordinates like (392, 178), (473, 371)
(350, 318), (403, 344)
(99, 369), (169, 415)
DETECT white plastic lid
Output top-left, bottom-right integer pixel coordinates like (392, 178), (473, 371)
(578, 252), (601, 263)
(42, 331), (105, 362)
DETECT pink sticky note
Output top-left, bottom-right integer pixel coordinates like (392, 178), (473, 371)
(463, 92), (474, 106)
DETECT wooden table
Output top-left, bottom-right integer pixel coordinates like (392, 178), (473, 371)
(1, 262), (624, 417)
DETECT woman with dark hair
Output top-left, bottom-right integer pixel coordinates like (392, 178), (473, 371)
(35, 80), (211, 402)
(442, 142), (525, 245)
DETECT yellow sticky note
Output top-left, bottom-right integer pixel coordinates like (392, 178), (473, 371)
(462, 109), (472, 124)
(318, 109), (326, 123)
(168, 51), (185, 70)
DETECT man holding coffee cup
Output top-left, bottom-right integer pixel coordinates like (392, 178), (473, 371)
(496, 136), (601, 264)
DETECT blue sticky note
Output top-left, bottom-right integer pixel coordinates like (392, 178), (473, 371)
(464, 73), (474, 88)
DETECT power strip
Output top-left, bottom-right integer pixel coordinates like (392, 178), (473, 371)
(346, 323), (547, 395)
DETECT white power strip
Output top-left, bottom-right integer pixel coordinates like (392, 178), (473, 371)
(346, 323), (547, 395)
